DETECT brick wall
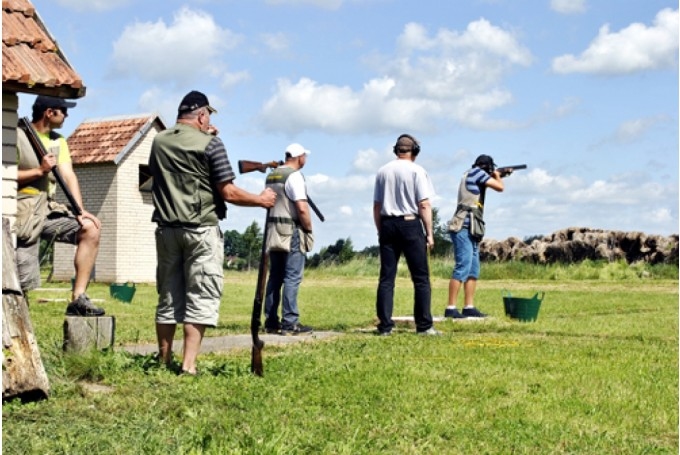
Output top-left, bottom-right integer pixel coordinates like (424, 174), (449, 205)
(53, 126), (159, 284)
(2, 93), (19, 228)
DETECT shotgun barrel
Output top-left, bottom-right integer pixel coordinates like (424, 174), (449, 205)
(18, 117), (82, 216)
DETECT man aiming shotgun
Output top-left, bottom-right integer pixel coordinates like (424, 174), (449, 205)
(445, 156), (526, 319)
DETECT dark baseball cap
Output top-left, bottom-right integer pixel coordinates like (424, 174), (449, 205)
(178, 90), (217, 115)
(34, 95), (77, 110)
(474, 154), (496, 169)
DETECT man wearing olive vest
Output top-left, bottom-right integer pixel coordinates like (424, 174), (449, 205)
(263, 143), (314, 336)
(149, 90), (276, 375)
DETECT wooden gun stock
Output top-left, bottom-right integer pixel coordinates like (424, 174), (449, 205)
(238, 160), (282, 174)
(250, 209), (270, 376)
(18, 117), (82, 216)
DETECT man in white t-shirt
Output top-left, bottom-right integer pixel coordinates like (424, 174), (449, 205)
(264, 143), (314, 335)
(373, 134), (439, 336)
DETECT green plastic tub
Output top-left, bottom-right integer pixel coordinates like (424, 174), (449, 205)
(503, 291), (544, 322)
(110, 282), (136, 303)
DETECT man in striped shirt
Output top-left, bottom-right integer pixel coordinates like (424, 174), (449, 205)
(149, 90), (276, 375)
(445, 154), (507, 319)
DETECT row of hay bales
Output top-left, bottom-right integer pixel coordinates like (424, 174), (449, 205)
(480, 227), (679, 264)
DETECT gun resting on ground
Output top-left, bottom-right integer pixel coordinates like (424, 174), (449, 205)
(250, 209), (269, 376)
(18, 117), (82, 216)
(237, 159), (325, 222)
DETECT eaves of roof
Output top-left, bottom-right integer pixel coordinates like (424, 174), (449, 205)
(2, 0), (85, 98)
(67, 114), (166, 165)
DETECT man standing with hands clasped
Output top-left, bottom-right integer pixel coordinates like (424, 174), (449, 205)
(149, 90), (276, 375)
(264, 143), (315, 336)
(373, 134), (439, 336)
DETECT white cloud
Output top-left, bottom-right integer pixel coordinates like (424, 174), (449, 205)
(259, 19), (532, 134)
(552, 8), (679, 75)
(110, 7), (243, 86)
(260, 32), (291, 53)
(609, 115), (670, 144)
(352, 148), (387, 174)
(264, 0), (343, 9)
(221, 71), (251, 91)
(137, 87), (224, 125)
(550, 0), (587, 15)
(55, 0), (131, 12)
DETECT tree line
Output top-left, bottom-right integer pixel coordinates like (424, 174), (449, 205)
(224, 208), (453, 270)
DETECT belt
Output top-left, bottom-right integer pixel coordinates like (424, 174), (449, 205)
(383, 214), (418, 221)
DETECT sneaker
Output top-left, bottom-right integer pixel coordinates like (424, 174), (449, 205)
(462, 307), (487, 318)
(264, 326), (281, 334)
(377, 329), (392, 336)
(444, 308), (466, 319)
(417, 327), (442, 336)
(65, 294), (105, 317)
(281, 323), (313, 336)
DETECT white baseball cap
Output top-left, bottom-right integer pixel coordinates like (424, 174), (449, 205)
(286, 143), (311, 157)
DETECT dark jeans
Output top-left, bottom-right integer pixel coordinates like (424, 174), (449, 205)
(376, 217), (433, 333)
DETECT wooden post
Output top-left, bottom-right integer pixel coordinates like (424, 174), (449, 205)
(63, 316), (115, 352)
(2, 218), (50, 402)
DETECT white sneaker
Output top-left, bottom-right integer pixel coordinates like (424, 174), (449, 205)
(417, 327), (441, 336)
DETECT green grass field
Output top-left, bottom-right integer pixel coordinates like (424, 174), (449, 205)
(3, 260), (678, 454)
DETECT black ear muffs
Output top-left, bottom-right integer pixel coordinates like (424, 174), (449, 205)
(393, 134), (420, 156)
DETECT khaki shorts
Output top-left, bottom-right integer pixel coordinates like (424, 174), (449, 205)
(16, 211), (80, 292)
(155, 225), (224, 327)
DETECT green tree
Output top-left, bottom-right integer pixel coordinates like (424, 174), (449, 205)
(242, 221), (263, 271)
(308, 238), (355, 268)
(431, 207), (452, 257)
(224, 229), (246, 257)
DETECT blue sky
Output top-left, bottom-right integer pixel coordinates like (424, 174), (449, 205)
(21, 0), (678, 253)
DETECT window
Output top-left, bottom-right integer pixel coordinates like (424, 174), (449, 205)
(139, 164), (152, 192)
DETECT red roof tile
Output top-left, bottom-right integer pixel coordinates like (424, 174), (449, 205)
(67, 114), (166, 165)
(2, 0), (85, 97)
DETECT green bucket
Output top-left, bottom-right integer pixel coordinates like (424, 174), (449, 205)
(503, 291), (544, 322)
(110, 282), (136, 303)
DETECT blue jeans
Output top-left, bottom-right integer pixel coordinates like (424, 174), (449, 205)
(376, 217), (432, 333)
(450, 228), (480, 281)
(265, 229), (305, 328)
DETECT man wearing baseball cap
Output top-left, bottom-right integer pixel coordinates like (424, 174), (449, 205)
(150, 90), (276, 374)
(263, 142), (315, 336)
(15, 95), (105, 316)
(445, 154), (508, 319)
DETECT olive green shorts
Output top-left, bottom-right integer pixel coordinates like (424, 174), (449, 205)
(155, 225), (224, 327)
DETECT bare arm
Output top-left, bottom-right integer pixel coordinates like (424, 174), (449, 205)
(373, 201), (382, 233)
(485, 170), (505, 192)
(17, 154), (56, 186)
(295, 200), (313, 232)
(418, 198), (434, 249)
(217, 181), (276, 208)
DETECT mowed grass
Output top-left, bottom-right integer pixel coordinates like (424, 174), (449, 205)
(3, 261), (678, 454)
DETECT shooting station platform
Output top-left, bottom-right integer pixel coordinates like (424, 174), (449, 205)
(122, 331), (343, 356)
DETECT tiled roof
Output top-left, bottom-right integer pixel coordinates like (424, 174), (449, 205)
(67, 114), (166, 165)
(2, 0), (85, 98)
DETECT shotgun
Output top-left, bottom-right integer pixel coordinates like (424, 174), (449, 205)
(250, 209), (270, 376)
(237, 159), (325, 222)
(18, 117), (82, 216)
(496, 164), (527, 178)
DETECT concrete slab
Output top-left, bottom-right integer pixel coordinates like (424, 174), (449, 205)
(121, 331), (343, 356)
